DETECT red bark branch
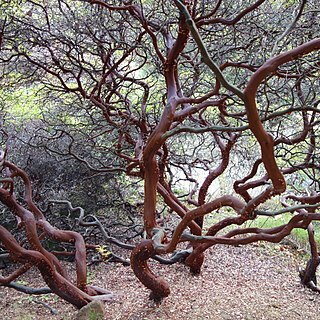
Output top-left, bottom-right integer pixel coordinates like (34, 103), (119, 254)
(131, 240), (170, 302)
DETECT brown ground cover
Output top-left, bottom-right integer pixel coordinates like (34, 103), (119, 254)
(1, 243), (320, 320)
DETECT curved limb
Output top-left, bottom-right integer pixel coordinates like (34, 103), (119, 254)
(1, 282), (52, 295)
(49, 199), (194, 267)
(0, 263), (32, 283)
(0, 225), (93, 308)
(1, 161), (96, 294)
(130, 239), (170, 303)
(162, 196), (245, 274)
(0, 157), (112, 306)
(299, 223), (320, 291)
(1, 161), (68, 278)
(185, 215), (247, 272)
(37, 220), (88, 293)
(184, 249), (204, 275)
(0, 188), (69, 279)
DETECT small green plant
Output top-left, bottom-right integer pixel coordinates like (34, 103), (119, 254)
(21, 295), (34, 303)
(95, 245), (112, 261)
(87, 270), (95, 284)
(88, 309), (104, 320)
(39, 294), (51, 302)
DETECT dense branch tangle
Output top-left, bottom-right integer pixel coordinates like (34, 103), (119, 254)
(0, 0), (320, 305)
(0, 153), (114, 308)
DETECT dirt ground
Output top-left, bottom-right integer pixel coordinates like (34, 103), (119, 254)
(1, 243), (320, 320)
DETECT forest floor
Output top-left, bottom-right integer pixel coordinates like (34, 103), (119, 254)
(1, 242), (320, 320)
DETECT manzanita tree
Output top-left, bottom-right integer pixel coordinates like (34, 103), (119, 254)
(0, 150), (116, 307)
(0, 0), (320, 306)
